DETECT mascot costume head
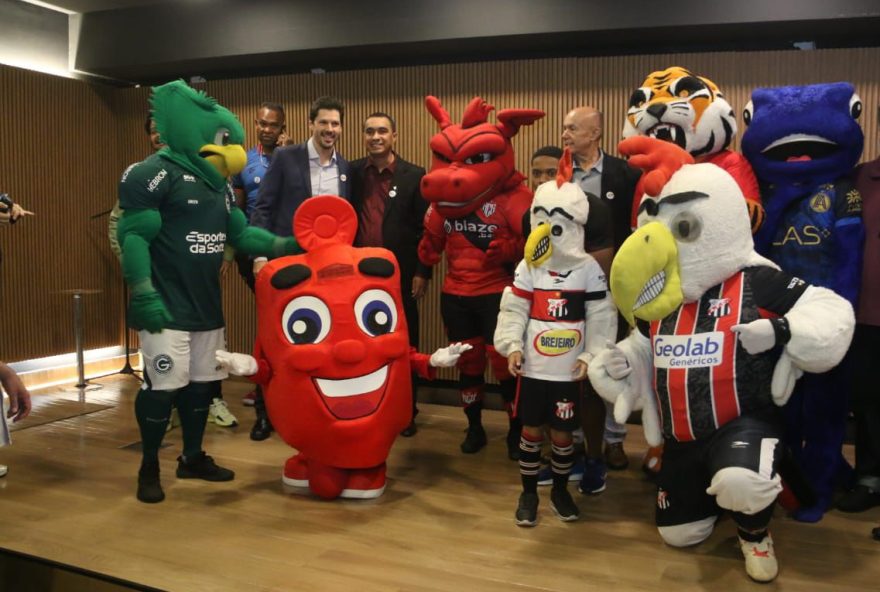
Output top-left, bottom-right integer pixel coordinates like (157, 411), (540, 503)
(255, 196), (412, 499)
(151, 80), (247, 190)
(421, 96), (543, 218)
(623, 66), (763, 233)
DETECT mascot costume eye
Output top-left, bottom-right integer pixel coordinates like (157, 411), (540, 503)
(623, 66), (764, 234)
(417, 96), (543, 459)
(742, 82), (865, 523)
(588, 136), (854, 583)
(218, 196), (469, 500)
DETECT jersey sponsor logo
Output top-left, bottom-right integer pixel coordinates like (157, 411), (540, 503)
(443, 219), (453, 234)
(707, 298), (730, 318)
(482, 202), (497, 217)
(461, 388), (480, 405)
(120, 162), (138, 183)
(534, 329), (582, 356)
(449, 218), (498, 238)
(153, 354), (174, 374)
(555, 400), (575, 420)
(652, 332), (724, 369)
(187, 199), (199, 205)
(147, 169), (168, 192)
(787, 277), (805, 290)
(183, 174), (197, 183)
(657, 488), (670, 510)
(772, 225), (825, 246)
(186, 231), (227, 254)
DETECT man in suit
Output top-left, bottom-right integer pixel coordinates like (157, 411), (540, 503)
(561, 106), (641, 492)
(250, 96), (351, 275)
(350, 112), (430, 436)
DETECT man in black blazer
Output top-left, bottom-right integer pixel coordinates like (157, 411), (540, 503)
(350, 112), (430, 436)
(250, 96), (352, 275)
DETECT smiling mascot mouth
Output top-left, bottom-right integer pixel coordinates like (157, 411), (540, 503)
(313, 364), (391, 420)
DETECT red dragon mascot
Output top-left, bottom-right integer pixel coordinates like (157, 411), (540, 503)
(418, 96), (544, 457)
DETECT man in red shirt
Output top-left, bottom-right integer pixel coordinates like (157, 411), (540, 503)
(350, 112), (430, 435)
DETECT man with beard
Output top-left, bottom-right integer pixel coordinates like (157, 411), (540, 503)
(250, 96), (351, 278)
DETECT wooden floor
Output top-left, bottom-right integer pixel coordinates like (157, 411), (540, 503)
(1, 376), (878, 592)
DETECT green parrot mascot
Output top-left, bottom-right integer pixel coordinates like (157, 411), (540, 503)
(118, 81), (298, 503)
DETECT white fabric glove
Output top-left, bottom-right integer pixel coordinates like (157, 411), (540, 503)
(429, 342), (473, 368)
(770, 352), (803, 406)
(731, 319), (776, 355)
(215, 350), (258, 377)
(602, 340), (632, 380)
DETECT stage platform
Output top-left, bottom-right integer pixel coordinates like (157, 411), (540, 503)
(0, 376), (878, 592)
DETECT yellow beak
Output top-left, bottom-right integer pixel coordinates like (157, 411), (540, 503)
(524, 222), (553, 267)
(610, 221), (683, 326)
(199, 143), (247, 178)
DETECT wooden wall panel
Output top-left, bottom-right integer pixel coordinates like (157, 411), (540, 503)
(0, 65), (126, 363)
(3, 47), (879, 368)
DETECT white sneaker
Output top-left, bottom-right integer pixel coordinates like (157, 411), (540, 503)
(739, 532), (778, 582)
(0, 464), (7, 478)
(208, 398), (238, 427)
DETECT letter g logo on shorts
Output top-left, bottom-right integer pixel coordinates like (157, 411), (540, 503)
(153, 354), (174, 374)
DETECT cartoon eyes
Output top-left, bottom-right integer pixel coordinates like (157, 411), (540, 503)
(355, 290), (397, 337)
(282, 296), (331, 345)
(213, 128), (231, 146)
(433, 151), (452, 163)
(850, 93), (862, 119)
(281, 291), (398, 345)
(669, 211), (702, 243)
(742, 101), (753, 126)
(629, 88), (652, 109)
(551, 225), (563, 236)
(464, 152), (493, 165)
(670, 76), (708, 99)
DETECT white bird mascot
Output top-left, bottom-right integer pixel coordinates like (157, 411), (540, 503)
(587, 136), (854, 583)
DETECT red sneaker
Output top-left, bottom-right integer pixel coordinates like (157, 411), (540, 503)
(242, 391), (257, 406)
(341, 464), (387, 499)
(282, 454), (309, 488)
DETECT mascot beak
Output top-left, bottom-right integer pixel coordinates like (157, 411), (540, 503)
(199, 143), (247, 178)
(524, 222), (553, 267)
(611, 221), (683, 326)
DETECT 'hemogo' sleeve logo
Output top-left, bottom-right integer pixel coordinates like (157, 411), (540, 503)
(652, 332), (724, 369)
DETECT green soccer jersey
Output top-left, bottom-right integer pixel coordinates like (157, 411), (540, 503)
(119, 153), (235, 331)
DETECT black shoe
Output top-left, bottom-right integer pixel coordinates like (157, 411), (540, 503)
(460, 425), (487, 454)
(515, 492), (539, 527)
(176, 453), (235, 482)
(837, 485), (880, 513)
(250, 416), (273, 441)
(137, 461), (165, 503)
(506, 422), (521, 461)
(400, 421), (418, 437)
(550, 487), (580, 522)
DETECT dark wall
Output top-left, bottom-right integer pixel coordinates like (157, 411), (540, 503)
(74, 0), (880, 84)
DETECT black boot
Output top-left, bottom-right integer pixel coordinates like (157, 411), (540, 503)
(506, 416), (522, 461)
(137, 460), (165, 503)
(461, 403), (487, 454)
(250, 393), (274, 441)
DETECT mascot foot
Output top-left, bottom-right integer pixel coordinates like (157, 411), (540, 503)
(282, 454), (309, 489)
(738, 532), (778, 583)
(340, 464), (387, 499)
(791, 497), (831, 523)
(307, 461), (347, 500)
(460, 425), (487, 454)
(137, 460), (165, 503)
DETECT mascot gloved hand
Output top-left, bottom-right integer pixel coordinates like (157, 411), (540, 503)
(588, 135), (853, 584)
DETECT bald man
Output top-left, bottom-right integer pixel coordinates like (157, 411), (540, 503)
(560, 105), (641, 491)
